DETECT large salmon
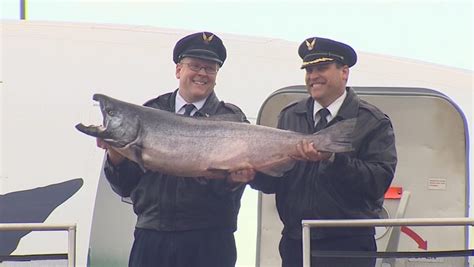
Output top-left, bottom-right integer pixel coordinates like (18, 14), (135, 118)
(76, 94), (355, 178)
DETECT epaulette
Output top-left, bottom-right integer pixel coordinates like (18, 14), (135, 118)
(359, 99), (387, 121)
(143, 92), (173, 108)
(143, 97), (159, 107)
(222, 102), (244, 114)
(221, 102), (248, 122)
(280, 100), (300, 113)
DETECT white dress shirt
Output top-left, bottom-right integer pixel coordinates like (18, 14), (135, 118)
(175, 91), (207, 116)
(313, 89), (347, 125)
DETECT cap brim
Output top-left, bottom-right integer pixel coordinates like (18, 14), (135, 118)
(180, 49), (223, 66)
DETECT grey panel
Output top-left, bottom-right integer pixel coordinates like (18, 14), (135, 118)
(88, 161), (135, 267)
(256, 86), (469, 267)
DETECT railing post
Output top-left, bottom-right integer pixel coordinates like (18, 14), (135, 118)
(301, 217), (474, 266)
(0, 223), (76, 265)
(302, 222), (311, 267)
(68, 225), (77, 267)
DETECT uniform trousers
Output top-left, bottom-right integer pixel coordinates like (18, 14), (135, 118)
(129, 227), (237, 267)
(279, 234), (377, 267)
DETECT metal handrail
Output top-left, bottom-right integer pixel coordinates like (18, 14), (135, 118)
(302, 217), (474, 267)
(0, 223), (76, 267)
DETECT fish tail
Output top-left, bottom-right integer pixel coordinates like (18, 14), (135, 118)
(313, 118), (357, 153)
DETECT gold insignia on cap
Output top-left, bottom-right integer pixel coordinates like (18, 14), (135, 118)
(202, 33), (214, 44)
(305, 38), (316, 51)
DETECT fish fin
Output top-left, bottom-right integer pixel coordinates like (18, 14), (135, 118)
(135, 158), (147, 173)
(120, 145), (147, 173)
(257, 156), (296, 177)
(104, 138), (128, 148)
(313, 118), (356, 153)
(205, 168), (230, 178)
(197, 113), (244, 122)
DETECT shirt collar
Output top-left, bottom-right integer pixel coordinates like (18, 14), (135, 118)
(313, 89), (347, 123)
(175, 91), (207, 114)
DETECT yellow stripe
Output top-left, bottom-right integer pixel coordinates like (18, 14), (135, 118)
(301, 57), (334, 67)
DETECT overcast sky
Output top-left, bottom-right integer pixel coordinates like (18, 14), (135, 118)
(2, 0), (473, 70)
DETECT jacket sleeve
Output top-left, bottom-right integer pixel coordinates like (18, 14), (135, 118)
(326, 117), (397, 201)
(103, 155), (144, 197)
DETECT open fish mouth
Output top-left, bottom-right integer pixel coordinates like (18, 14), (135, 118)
(75, 94), (110, 137)
(75, 93), (140, 149)
(75, 123), (108, 138)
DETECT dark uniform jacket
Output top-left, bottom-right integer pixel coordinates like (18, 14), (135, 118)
(250, 87), (397, 239)
(104, 89), (248, 232)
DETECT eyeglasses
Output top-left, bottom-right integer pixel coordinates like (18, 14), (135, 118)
(180, 62), (219, 74)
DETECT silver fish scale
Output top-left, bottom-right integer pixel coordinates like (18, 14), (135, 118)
(76, 94), (355, 178)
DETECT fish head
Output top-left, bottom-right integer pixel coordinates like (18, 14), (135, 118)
(75, 94), (140, 148)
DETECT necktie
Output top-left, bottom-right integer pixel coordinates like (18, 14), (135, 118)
(183, 104), (195, 116)
(314, 108), (330, 132)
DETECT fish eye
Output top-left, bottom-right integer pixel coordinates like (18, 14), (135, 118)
(107, 110), (115, 116)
